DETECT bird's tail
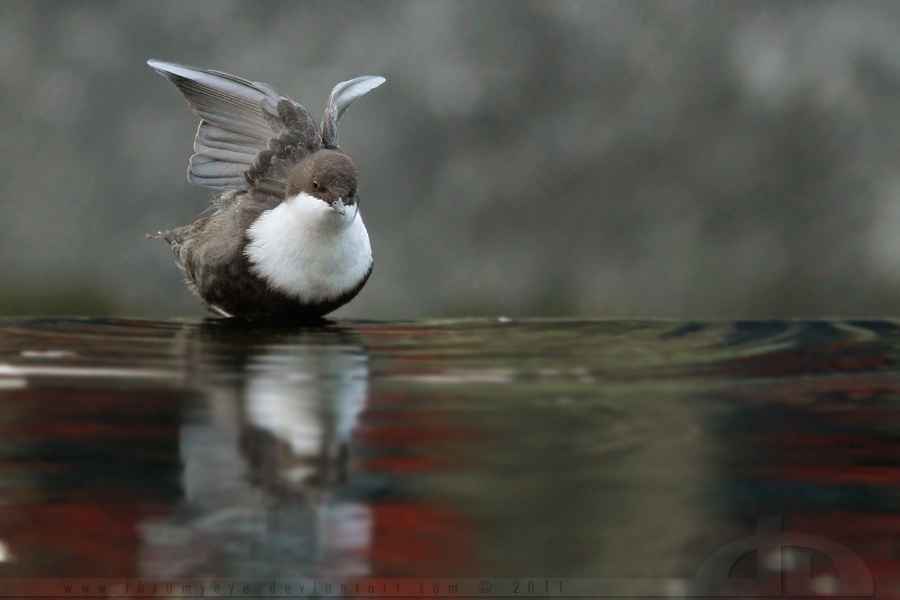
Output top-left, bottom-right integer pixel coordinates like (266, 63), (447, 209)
(146, 230), (179, 244)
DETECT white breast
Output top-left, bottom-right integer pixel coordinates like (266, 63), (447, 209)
(244, 192), (372, 304)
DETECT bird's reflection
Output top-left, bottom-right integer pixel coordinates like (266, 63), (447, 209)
(139, 319), (370, 578)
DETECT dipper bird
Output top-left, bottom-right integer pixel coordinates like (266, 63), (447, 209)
(147, 60), (385, 321)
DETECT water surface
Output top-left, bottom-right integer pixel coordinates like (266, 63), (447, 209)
(0, 318), (899, 594)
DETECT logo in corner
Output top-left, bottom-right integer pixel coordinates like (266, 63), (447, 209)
(692, 516), (873, 597)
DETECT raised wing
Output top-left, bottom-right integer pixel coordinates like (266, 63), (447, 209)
(320, 76), (386, 149)
(148, 60), (322, 198)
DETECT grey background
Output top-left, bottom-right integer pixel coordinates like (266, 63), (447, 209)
(3, 0), (900, 319)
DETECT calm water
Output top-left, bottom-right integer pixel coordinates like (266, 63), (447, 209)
(0, 317), (899, 595)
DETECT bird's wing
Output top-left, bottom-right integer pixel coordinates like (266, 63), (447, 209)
(320, 76), (386, 149)
(148, 60), (323, 199)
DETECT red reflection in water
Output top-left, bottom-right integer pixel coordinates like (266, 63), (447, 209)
(354, 389), (480, 576)
(0, 386), (183, 577)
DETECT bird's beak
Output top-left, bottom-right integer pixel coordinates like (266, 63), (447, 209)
(332, 198), (346, 215)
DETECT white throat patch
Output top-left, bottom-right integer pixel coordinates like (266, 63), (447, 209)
(245, 192), (372, 304)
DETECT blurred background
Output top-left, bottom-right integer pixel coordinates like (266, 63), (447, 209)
(3, 0), (900, 319)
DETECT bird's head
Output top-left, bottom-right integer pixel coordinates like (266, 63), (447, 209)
(286, 150), (358, 216)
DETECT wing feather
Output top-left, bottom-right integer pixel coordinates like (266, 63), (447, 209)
(187, 155), (247, 188)
(195, 124), (264, 155)
(148, 59), (322, 197)
(193, 147), (257, 164)
(320, 75), (386, 148)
